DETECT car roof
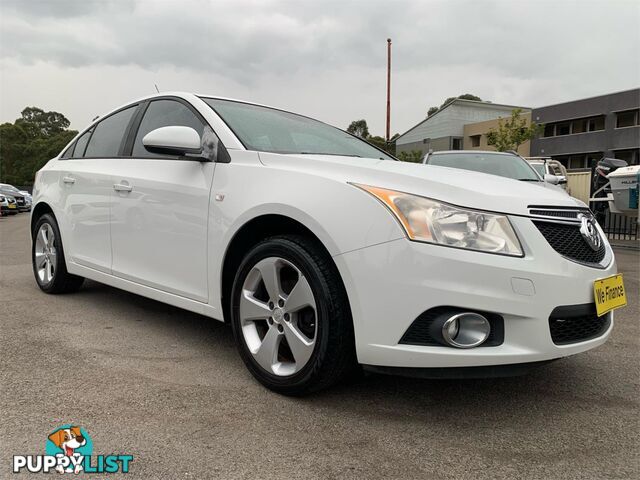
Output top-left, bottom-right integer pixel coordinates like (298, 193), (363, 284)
(431, 150), (517, 155)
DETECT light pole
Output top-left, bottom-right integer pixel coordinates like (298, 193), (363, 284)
(386, 38), (392, 143)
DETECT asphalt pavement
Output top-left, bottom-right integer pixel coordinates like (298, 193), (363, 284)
(1, 213), (638, 479)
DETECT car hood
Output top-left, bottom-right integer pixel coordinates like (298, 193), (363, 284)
(261, 153), (585, 216)
(1, 191), (23, 199)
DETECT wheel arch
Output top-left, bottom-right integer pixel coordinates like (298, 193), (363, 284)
(30, 202), (55, 238)
(220, 213), (348, 324)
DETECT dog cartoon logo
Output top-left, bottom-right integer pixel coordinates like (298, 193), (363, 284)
(14, 425), (132, 474)
(46, 425), (92, 474)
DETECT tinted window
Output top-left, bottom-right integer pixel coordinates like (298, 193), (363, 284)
(202, 98), (394, 160)
(133, 100), (205, 157)
(72, 129), (93, 158)
(84, 106), (136, 158)
(60, 144), (73, 159)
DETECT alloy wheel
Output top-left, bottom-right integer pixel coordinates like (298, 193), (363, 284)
(34, 223), (57, 284)
(239, 256), (318, 376)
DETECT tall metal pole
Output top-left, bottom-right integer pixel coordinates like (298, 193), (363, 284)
(386, 38), (392, 142)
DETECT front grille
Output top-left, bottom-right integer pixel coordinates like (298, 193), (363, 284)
(15, 197), (25, 205)
(549, 304), (611, 345)
(534, 221), (606, 265)
(529, 209), (582, 219)
(400, 307), (504, 347)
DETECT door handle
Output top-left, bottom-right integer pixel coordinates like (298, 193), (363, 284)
(62, 176), (75, 184)
(113, 183), (133, 192)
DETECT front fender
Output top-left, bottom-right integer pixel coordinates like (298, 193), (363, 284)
(207, 151), (404, 312)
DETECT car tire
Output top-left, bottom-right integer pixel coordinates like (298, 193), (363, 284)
(230, 235), (356, 395)
(32, 213), (84, 294)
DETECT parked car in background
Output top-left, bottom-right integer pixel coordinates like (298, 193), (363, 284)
(526, 157), (568, 190)
(30, 92), (623, 395)
(0, 194), (19, 215)
(1, 194), (9, 216)
(422, 151), (566, 191)
(19, 189), (33, 204)
(0, 183), (29, 212)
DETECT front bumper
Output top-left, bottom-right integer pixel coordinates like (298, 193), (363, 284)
(2, 205), (18, 214)
(335, 215), (616, 369)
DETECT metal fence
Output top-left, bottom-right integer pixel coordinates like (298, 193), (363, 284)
(599, 210), (638, 241)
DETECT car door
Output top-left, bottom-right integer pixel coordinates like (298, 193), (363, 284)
(56, 105), (138, 273)
(109, 98), (216, 302)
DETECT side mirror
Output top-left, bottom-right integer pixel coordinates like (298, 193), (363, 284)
(142, 126), (206, 159)
(544, 173), (560, 185)
(558, 176), (568, 185)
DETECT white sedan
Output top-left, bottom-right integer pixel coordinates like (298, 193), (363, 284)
(30, 92), (621, 394)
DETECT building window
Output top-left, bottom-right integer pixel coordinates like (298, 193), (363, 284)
(568, 155), (586, 169)
(543, 124), (555, 137)
(614, 149), (639, 165)
(556, 122), (571, 136)
(572, 118), (587, 134)
(616, 110), (639, 128)
(554, 152), (603, 170)
(451, 137), (463, 150)
(542, 115), (606, 137)
(470, 135), (481, 147)
(587, 116), (605, 131)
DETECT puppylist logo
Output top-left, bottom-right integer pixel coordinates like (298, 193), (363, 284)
(13, 425), (133, 474)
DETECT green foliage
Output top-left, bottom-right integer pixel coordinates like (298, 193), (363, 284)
(346, 119), (369, 138)
(396, 150), (423, 163)
(346, 119), (397, 155)
(0, 108), (76, 185)
(486, 108), (543, 152)
(427, 93), (483, 117)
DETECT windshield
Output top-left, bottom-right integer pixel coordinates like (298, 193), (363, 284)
(530, 163), (546, 177)
(425, 152), (541, 181)
(202, 98), (394, 160)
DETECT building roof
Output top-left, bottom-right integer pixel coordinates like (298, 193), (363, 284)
(533, 87), (640, 110)
(395, 98), (529, 143)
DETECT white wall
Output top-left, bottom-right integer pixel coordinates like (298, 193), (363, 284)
(397, 103), (520, 145)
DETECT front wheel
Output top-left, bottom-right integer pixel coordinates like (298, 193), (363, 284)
(230, 235), (356, 395)
(32, 214), (84, 294)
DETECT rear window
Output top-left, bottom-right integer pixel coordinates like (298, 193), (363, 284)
(426, 152), (540, 181)
(530, 163), (546, 177)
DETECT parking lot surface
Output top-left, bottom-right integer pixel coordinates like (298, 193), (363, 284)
(1, 213), (638, 479)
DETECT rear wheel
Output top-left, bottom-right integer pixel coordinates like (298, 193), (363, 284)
(32, 214), (84, 294)
(230, 235), (356, 395)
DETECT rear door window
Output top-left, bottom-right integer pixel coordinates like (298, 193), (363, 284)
(72, 129), (93, 158)
(84, 106), (137, 158)
(132, 100), (205, 157)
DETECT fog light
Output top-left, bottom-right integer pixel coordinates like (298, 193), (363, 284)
(442, 313), (490, 348)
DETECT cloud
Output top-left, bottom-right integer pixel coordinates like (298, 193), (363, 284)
(1, 0), (639, 135)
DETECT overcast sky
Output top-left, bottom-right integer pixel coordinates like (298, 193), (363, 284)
(1, 0), (638, 136)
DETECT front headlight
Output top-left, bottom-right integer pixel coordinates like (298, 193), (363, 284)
(355, 184), (523, 256)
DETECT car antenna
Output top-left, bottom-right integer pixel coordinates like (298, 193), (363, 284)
(154, 83), (160, 93)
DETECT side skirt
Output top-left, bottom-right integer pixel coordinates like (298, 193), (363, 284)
(68, 262), (223, 321)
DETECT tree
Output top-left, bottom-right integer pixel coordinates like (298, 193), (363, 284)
(15, 107), (71, 139)
(346, 119), (369, 138)
(427, 93), (483, 117)
(0, 108), (76, 185)
(486, 108), (543, 152)
(427, 106), (439, 117)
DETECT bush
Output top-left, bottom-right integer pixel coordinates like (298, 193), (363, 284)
(396, 150), (424, 163)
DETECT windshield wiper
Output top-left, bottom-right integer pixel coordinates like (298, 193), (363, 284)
(518, 178), (541, 182)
